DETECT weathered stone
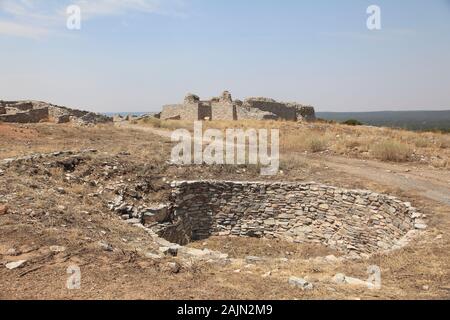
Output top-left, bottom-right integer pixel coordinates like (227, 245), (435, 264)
(49, 246), (66, 253)
(245, 256), (264, 264)
(166, 262), (181, 274)
(332, 273), (372, 288)
(0, 205), (8, 215)
(98, 241), (113, 252)
(288, 277), (314, 290)
(142, 204), (170, 224)
(159, 246), (179, 257)
(125, 218), (142, 224)
(6, 248), (20, 256)
(5, 260), (27, 270)
(145, 252), (163, 260)
(414, 223), (427, 230)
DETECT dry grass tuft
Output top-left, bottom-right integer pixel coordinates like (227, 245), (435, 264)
(305, 136), (329, 153)
(131, 119), (450, 167)
(371, 140), (412, 162)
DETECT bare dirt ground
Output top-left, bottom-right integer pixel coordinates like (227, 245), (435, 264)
(0, 122), (449, 300)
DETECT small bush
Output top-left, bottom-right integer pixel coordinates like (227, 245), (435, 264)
(413, 137), (431, 148)
(306, 137), (328, 153)
(372, 140), (412, 162)
(342, 119), (363, 126)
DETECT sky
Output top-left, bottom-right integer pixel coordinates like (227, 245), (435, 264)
(0, 0), (449, 113)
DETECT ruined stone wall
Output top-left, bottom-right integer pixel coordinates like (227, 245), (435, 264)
(161, 104), (200, 120)
(0, 100), (112, 125)
(198, 103), (212, 120)
(236, 106), (278, 120)
(287, 104), (316, 121)
(297, 106), (316, 121)
(160, 92), (316, 122)
(168, 181), (424, 254)
(243, 99), (297, 121)
(211, 102), (236, 121)
(5, 101), (34, 112)
(0, 108), (49, 123)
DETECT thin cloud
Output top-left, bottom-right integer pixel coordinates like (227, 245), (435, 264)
(0, 0), (187, 39)
(0, 20), (49, 39)
(74, 0), (160, 18)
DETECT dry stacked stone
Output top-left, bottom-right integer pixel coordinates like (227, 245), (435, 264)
(164, 180), (425, 254)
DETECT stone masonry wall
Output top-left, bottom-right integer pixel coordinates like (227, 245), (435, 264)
(236, 106), (279, 120)
(290, 105), (316, 121)
(166, 181), (425, 254)
(0, 108), (49, 123)
(161, 104), (200, 120)
(160, 92), (316, 122)
(198, 103), (213, 120)
(0, 100), (112, 125)
(211, 102), (236, 121)
(243, 98), (298, 121)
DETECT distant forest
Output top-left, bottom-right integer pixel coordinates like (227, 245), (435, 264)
(317, 110), (450, 132)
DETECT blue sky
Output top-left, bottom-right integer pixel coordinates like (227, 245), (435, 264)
(0, 0), (449, 112)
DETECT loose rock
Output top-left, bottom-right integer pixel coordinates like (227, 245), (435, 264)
(0, 205), (9, 215)
(166, 262), (181, 274)
(5, 260), (27, 270)
(98, 241), (113, 252)
(49, 245), (66, 253)
(288, 277), (314, 290)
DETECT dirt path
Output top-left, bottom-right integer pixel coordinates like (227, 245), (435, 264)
(311, 155), (450, 206)
(123, 123), (450, 206)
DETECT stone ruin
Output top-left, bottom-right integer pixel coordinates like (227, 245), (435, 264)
(146, 180), (425, 257)
(0, 100), (112, 125)
(0, 148), (425, 261)
(160, 91), (316, 122)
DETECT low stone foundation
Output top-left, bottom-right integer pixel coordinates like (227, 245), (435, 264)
(0, 100), (112, 125)
(157, 180), (425, 255)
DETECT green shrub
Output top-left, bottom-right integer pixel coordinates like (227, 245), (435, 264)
(342, 119), (363, 126)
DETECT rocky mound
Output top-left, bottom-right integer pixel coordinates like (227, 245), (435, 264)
(0, 100), (112, 125)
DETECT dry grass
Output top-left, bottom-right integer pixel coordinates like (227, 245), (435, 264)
(136, 119), (449, 168)
(281, 133), (330, 153)
(0, 123), (171, 163)
(371, 140), (413, 162)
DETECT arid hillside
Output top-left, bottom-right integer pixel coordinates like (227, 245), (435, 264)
(0, 121), (449, 299)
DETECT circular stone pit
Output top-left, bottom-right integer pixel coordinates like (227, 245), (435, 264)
(150, 180), (425, 256)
